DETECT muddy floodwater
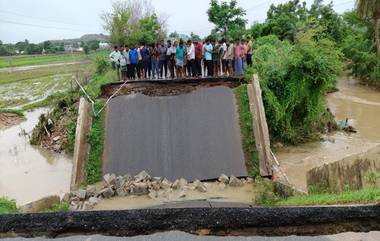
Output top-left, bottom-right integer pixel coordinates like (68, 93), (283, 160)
(276, 75), (380, 191)
(0, 108), (72, 205)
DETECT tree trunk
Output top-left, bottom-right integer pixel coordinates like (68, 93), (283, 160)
(375, 17), (380, 57)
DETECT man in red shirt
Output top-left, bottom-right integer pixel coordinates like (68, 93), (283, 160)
(194, 40), (203, 77)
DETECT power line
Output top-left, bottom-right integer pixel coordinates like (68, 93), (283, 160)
(0, 9), (94, 28)
(0, 19), (99, 32)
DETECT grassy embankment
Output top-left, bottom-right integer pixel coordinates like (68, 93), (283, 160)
(83, 69), (115, 185)
(0, 53), (90, 68)
(234, 84), (260, 178)
(254, 177), (380, 206)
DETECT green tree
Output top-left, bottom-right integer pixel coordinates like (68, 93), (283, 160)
(42, 41), (52, 52)
(207, 0), (247, 39)
(129, 14), (161, 45)
(88, 40), (100, 51)
(190, 32), (201, 41)
(169, 31), (179, 39)
(59, 42), (65, 52)
(355, 0), (380, 57)
(265, 0), (307, 41)
(101, 0), (166, 46)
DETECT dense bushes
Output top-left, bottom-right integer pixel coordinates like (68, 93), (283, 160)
(250, 32), (342, 144)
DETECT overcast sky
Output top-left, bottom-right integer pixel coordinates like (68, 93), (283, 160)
(0, 0), (355, 43)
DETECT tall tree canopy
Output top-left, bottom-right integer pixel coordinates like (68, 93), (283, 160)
(101, 0), (166, 45)
(207, 0), (247, 40)
(355, 0), (380, 56)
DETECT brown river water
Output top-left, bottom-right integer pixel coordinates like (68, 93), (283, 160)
(0, 108), (72, 205)
(275, 75), (380, 191)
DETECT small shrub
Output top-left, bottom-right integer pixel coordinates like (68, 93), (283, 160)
(0, 198), (18, 214)
(254, 178), (281, 206)
(43, 202), (70, 213)
(95, 55), (109, 75)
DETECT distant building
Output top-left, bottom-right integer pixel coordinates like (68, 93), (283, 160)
(99, 42), (110, 49)
(64, 43), (83, 52)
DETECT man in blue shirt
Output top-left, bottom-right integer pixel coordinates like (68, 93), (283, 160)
(129, 45), (138, 79)
(204, 39), (213, 77)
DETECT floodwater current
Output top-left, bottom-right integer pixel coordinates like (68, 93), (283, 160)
(275, 75), (380, 191)
(0, 108), (72, 205)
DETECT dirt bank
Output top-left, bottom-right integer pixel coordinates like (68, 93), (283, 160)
(99, 77), (244, 98)
(0, 112), (23, 129)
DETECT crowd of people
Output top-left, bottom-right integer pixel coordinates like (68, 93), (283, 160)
(109, 37), (253, 81)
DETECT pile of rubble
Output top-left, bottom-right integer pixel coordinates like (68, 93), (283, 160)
(66, 171), (253, 211)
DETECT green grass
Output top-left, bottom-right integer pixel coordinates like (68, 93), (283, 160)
(21, 92), (68, 111)
(234, 84), (260, 178)
(0, 53), (90, 68)
(0, 108), (25, 117)
(84, 70), (115, 98)
(86, 101), (105, 184)
(42, 202), (70, 212)
(0, 198), (18, 214)
(276, 187), (380, 206)
(0, 64), (85, 85)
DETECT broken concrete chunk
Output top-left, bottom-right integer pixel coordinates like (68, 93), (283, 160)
(160, 178), (172, 189)
(131, 182), (149, 195)
(115, 176), (126, 189)
(246, 177), (254, 183)
(103, 173), (116, 186)
(172, 178), (188, 190)
(148, 190), (158, 199)
(194, 179), (207, 192)
(218, 174), (229, 184)
(123, 174), (133, 182)
(116, 187), (128, 197)
(150, 180), (161, 191)
(82, 201), (94, 211)
(75, 189), (87, 200)
(229, 176), (243, 187)
(134, 170), (151, 182)
(88, 197), (98, 205)
(99, 187), (114, 198)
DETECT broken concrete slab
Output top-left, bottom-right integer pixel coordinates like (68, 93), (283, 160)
(103, 86), (247, 181)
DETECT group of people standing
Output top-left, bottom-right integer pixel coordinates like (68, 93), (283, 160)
(109, 37), (253, 81)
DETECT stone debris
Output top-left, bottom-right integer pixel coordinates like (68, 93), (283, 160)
(68, 171), (251, 211)
(229, 175), (244, 187)
(103, 173), (116, 186)
(218, 174), (229, 184)
(194, 179), (207, 192)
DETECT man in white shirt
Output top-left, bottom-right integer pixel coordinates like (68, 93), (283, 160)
(186, 40), (196, 77)
(221, 38), (228, 76)
(109, 45), (121, 81)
